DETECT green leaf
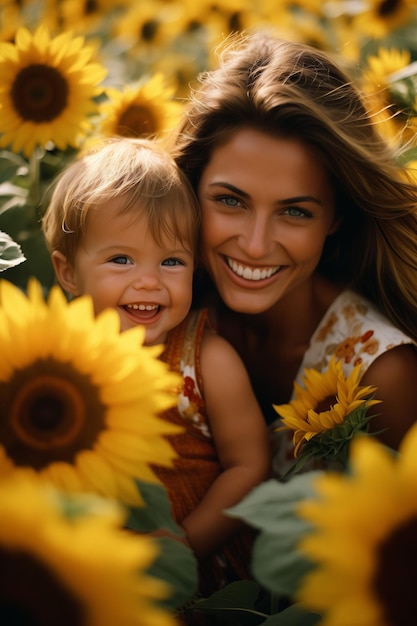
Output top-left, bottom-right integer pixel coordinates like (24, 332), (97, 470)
(398, 146), (417, 166)
(260, 604), (321, 626)
(126, 480), (183, 535)
(0, 151), (28, 184)
(227, 477), (319, 596)
(147, 536), (198, 611)
(0, 231), (26, 271)
(0, 229), (55, 291)
(0, 183), (28, 205)
(185, 580), (268, 626)
(388, 77), (417, 112)
(126, 481), (198, 609)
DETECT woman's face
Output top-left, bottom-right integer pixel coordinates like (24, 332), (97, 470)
(198, 128), (338, 313)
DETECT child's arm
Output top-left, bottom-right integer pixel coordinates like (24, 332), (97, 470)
(180, 330), (271, 559)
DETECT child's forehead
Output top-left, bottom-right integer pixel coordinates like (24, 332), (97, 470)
(86, 197), (194, 248)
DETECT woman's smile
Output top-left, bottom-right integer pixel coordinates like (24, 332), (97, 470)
(224, 255), (282, 281)
(198, 128), (337, 313)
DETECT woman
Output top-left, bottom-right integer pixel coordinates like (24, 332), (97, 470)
(172, 30), (417, 459)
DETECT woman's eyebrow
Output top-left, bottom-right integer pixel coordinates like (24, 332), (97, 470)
(207, 182), (322, 206)
(207, 181), (250, 198)
(279, 196), (323, 206)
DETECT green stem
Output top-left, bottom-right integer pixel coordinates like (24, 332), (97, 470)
(28, 147), (43, 209)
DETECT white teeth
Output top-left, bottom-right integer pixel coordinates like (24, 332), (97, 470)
(227, 258), (280, 281)
(126, 304), (159, 311)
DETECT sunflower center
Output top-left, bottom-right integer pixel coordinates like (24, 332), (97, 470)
(117, 105), (157, 136)
(12, 64), (69, 122)
(228, 12), (243, 33)
(84, 0), (99, 14)
(0, 358), (106, 469)
(187, 19), (203, 33)
(378, 0), (400, 17)
(0, 547), (85, 626)
(141, 20), (159, 42)
(373, 515), (417, 626)
(313, 394), (337, 415)
(11, 375), (86, 449)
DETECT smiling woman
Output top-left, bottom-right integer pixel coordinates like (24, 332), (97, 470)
(173, 29), (417, 461)
(196, 129), (337, 316)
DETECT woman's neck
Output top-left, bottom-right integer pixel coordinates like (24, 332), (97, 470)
(214, 275), (345, 417)
(223, 275), (343, 344)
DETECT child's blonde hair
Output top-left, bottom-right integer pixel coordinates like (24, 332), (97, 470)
(42, 137), (200, 264)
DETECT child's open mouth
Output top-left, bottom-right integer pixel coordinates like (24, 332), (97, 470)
(124, 303), (161, 320)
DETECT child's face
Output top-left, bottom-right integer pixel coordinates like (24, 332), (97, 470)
(55, 199), (194, 345)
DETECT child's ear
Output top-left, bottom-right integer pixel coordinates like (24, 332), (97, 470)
(51, 251), (80, 296)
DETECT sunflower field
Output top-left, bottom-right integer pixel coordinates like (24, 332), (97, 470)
(2, 1), (417, 625)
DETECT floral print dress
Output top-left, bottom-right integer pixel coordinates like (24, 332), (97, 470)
(155, 308), (256, 598)
(296, 290), (416, 379)
(272, 289), (417, 477)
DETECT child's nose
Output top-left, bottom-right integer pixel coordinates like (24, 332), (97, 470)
(132, 270), (162, 290)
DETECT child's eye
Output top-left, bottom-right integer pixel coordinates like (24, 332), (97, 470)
(110, 256), (132, 265)
(162, 258), (184, 266)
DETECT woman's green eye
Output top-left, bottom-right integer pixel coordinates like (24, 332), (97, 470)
(222, 196), (241, 207)
(285, 207), (309, 218)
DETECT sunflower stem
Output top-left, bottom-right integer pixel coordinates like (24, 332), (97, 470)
(28, 147), (43, 209)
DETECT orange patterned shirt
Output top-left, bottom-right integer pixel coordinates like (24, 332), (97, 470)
(155, 308), (256, 597)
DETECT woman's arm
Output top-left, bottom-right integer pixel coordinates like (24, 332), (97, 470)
(360, 344), (417, 450)
(180, 331), (271, 559)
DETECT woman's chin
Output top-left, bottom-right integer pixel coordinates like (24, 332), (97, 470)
(220, 290), (276, 314)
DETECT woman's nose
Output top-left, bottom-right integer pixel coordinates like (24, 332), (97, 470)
(240, 214), (273, 259)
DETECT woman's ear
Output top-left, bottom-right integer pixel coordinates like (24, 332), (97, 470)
(51, 251), (80, 296)
(328, 214), (342, 236)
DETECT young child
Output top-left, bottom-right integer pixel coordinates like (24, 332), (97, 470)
(42, 137), (271, 597)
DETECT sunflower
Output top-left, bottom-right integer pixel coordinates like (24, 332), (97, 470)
(97, 75), (183, 139)
(296, 422), (417, 626)
(0, 278), (182, 507)
(0, 1), (24, 44)
(274, 356), (379, 457)
(0, 471), (175, 626)
(205, 0), (261, 40)
(112, 0), (173, 52)
(56, 0), (121, 34)
(151, 52), (201, 99)
(0, 24), (107, 157)
(158, 0), (211, 42)
(351, 0), (415, 38)
(361, 48), (417, 147)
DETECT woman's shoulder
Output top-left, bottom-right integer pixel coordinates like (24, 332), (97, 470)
(299, 289), (416, 379)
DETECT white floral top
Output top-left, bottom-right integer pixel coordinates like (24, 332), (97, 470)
(296, 289), (416, 382)
(272, 289), (416, 477)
